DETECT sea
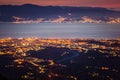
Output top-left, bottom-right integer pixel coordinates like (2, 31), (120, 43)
(0, 23), (120, 39)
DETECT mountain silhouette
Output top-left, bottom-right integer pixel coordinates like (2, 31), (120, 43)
(0, 4), (120, 22)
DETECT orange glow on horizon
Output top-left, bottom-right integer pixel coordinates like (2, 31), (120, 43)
(0, 0), (120, 9)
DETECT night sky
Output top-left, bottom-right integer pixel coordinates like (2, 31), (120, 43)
(0, 0), (120, 9)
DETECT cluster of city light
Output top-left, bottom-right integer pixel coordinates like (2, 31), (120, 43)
(107, 17), (120, 24)
(0, 38), (120, 56)
(12, 16), (120, 24)
(12, 16), (44, 24)
(49, 16), (67, 23)
(79, 16), (102, 23)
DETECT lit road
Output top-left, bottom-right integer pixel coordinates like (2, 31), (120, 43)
(56, 50), (79, 63)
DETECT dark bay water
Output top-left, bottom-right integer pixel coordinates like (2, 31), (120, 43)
(0, 23), (120, 39)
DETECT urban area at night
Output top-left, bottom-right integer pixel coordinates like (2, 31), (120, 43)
(0, 38), (120, 80)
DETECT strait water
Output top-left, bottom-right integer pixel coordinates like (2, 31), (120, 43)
(0, 23), (120, 39)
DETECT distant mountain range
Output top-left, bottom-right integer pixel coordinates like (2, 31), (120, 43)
(0, 4), (120, 23)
